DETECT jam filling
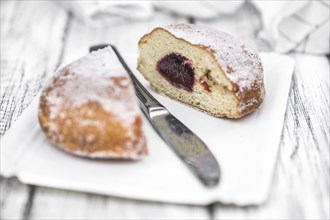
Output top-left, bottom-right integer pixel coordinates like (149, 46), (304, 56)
(156, 53), (195, 92)
(199, 76), (211, 92)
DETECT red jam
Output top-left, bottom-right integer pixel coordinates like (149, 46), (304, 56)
(199, 77), (211, 92)
(156, 53), (195, 92)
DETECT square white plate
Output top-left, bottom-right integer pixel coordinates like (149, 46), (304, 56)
(1, 53), (294, 205)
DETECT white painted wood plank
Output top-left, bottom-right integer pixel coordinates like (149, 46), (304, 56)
(29, 187), (209, 220)
(0, 177), (30, 220)
(279, 55), (329, 219)
(1, 1), (68, 134)
(0, 1), (19, 36)
(1, 1), (69, 219)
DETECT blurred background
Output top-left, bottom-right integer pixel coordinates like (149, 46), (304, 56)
(1, 1), (329, 219)
(58, 0), (330, 54)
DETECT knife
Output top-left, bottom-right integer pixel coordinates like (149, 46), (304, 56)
(90, 45), (221, 187)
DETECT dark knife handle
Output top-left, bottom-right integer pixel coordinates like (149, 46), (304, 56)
(89, 44), (111, 53)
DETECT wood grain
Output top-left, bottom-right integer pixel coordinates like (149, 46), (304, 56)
(28, 187), (209, 220)
(1, 1), (329, 219)
(1, 2), (68, 219)
(0, 177), (30, 220)
(1, 1), (68, 135)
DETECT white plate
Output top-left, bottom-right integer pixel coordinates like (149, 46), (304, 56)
(1, 53), (294, 205)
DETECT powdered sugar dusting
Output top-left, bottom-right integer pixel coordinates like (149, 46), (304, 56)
(238, 98), (258, 113)
(163, 24), (264, 112)
(44, 46), (140, 132)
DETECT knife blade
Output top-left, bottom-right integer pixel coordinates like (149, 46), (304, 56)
(90, 45), (221, 187)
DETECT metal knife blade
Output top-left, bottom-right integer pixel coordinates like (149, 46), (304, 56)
(90, 45), (221, 187)
(148, 107), (220, 187)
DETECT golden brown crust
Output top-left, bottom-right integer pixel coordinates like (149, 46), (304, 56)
(235, 81), (265, 118)
(138, 25), (265, 118)
(39, 48), (148, 159)
(151, 83), (264, 119)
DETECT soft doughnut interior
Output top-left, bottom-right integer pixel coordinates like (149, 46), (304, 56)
(138, 28), (240, 118)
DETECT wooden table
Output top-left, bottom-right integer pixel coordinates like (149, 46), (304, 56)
(1, 1), (329, 219)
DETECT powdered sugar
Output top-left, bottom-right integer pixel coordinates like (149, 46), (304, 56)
(238, 98), (258, 113)
(44, 46), (140, 130)
(163, 24), (263, 95)
(161, 24), (264, 114)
